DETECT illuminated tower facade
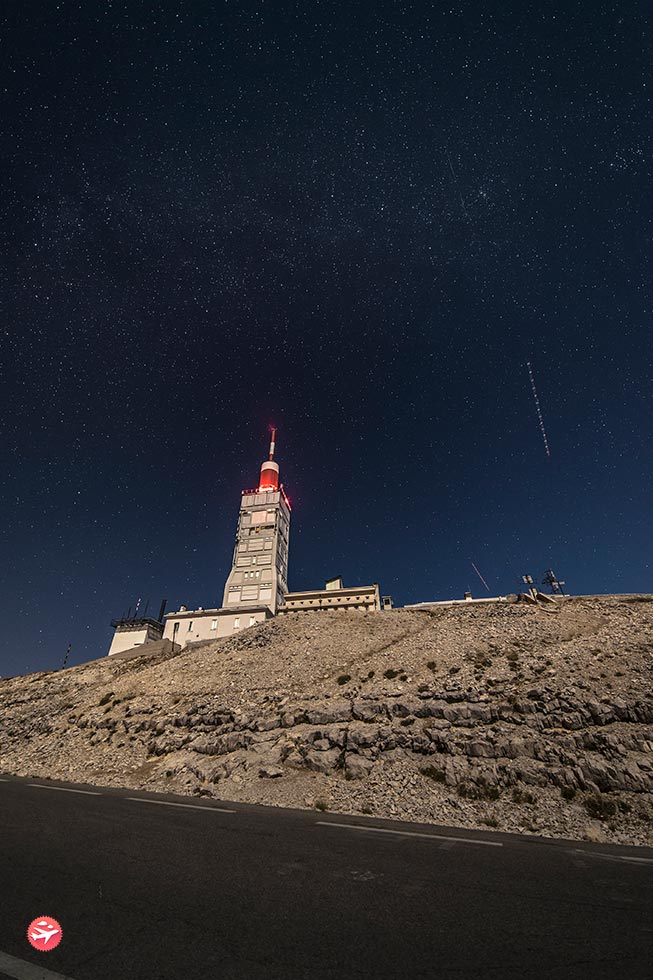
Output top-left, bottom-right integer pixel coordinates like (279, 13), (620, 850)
(221, 428), (291, 614)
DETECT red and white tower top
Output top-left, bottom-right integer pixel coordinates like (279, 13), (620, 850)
(258, 427), (279, 492)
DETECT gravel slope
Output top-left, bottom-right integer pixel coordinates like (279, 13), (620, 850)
(1, 594), (652, 845)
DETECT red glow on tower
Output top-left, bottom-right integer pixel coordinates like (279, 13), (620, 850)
(258, 426), (280, 491)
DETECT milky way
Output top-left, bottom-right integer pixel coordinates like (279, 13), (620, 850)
(1, 2), (651, 672)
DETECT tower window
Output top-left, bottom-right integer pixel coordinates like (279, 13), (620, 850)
(249, 616), (256, 626)
(233, 618), (240, 629)
(210, 619), (217, 630)
(188, 621), (193, 631)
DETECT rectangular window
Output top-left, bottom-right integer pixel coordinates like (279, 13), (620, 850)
(249, 616), (256, 626)
(259, 587), (272, 601)
(241, 585), (258, 600)
(188, 621), (193, 631)
(210, 619), (217, 630)
(233, 618), (240, 629)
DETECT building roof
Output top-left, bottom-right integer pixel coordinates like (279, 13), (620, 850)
(164, 604), (273, 620)
(283, 583), (378, 600)
(110, 617), (165, 631)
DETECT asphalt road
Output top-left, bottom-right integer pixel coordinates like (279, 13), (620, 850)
(0, 774), (652, 980)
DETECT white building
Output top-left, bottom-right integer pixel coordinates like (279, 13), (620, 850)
(107, 429), (390, 657)
(162, 429), (291, 647)
(278, 576), (384, 614)
(107, 615), (165, 656)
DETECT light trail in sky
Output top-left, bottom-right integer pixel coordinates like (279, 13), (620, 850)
(471, 561), (490, 592)
(526, 361), (551, 457)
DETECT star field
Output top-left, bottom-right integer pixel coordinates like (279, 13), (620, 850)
(1, 2), (651, 674)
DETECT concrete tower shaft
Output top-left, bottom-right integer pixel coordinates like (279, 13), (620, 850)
(221, 429), (291, 614)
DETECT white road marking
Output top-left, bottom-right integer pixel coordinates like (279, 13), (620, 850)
(571, 849), (653, 866)
(126, 797), (235, 813)
(28, 784), (101, 796)
(317, 821), (503, 847)
(0, 949), (78, 979)
(615, 856), (653, 865)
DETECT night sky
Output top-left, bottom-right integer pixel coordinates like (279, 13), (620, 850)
(2, 2), (651, 676)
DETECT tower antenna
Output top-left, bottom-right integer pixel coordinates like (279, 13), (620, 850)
(258, 427), (280, 491)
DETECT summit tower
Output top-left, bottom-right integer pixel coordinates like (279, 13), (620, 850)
(221, 428), (291, 614)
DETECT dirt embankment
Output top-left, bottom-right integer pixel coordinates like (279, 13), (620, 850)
(1, 594), (652, 845)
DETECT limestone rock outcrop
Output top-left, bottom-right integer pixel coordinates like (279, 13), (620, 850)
(1, 595), (652, 845)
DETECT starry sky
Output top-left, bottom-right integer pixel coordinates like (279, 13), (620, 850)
(2, 2), (651, 675)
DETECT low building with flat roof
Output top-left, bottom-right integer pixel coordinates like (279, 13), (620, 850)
(162, 604), (274, 648)
(107, 616), (165, 656)
(278, 577), (381, 614)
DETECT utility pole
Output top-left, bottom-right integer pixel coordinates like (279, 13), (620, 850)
(521, 574), (537, 599)
(542, 569), (566, 595)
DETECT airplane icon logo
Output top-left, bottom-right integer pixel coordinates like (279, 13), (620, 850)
(27, 916), (62, 951)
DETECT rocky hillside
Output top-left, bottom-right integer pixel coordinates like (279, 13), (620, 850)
(1, 594), (652, 845)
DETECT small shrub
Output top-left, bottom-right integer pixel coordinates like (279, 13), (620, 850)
(421, 766), (446, 784)
(481, 816), (499, 828)
(456, 783), (500, 801)
(399, 674), (408, 681)
(583, 794), (617, 821)
(513, 787), (536, 804)
(361, 806), (373, 815)
(337, 674), (351, 686)
(368, 670), (375, 679)
(99, 692), (113, 706)
(618, 800), (632, 814)
(449, 666), (460, 675)
(483, 786), (501, 801)
(561, 787), (576, 801)
(383, 668), (400, 679)
(426, 661), (437, 672)
(315, 799), (328, 812)
(506, 651), (519, 662)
